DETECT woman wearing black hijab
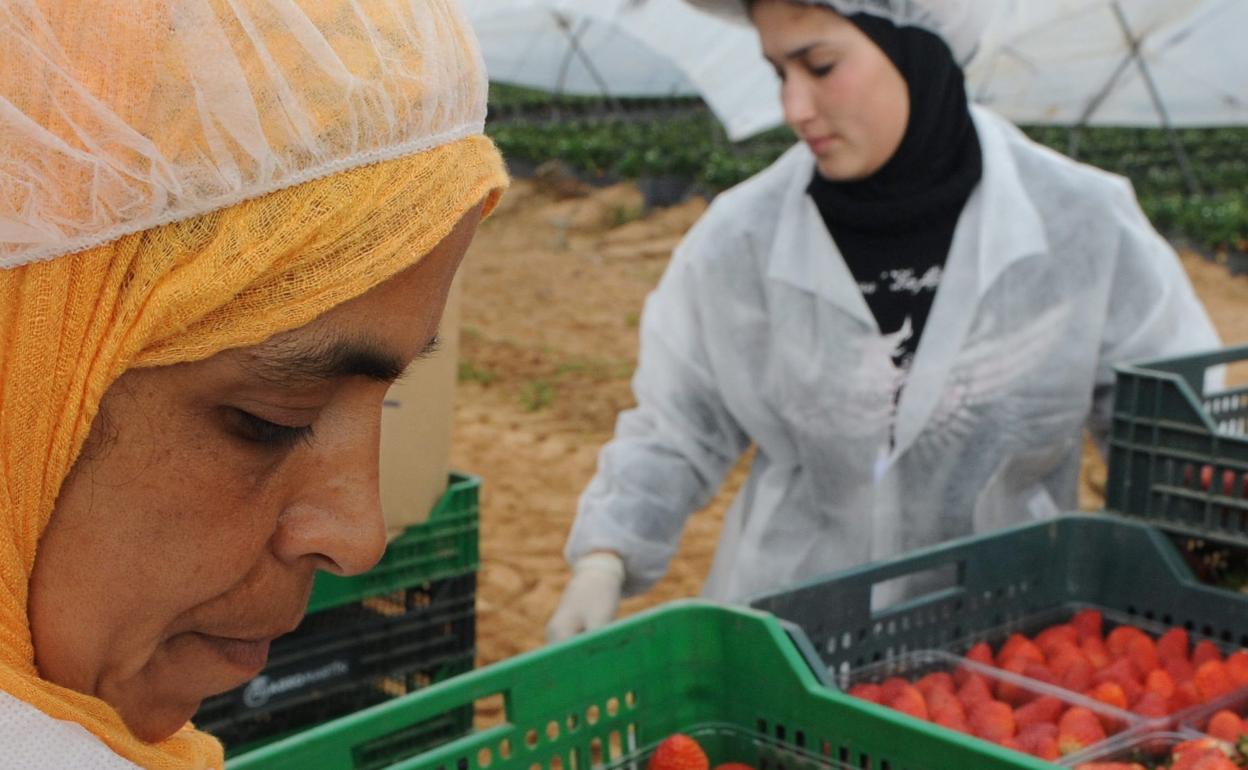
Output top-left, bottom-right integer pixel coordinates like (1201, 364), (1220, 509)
(547, 0), (1218, 641)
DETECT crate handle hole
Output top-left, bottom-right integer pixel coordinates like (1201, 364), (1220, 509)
(586, 705), (600, 725)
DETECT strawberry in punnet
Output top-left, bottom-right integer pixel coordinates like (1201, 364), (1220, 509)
(1166, 654), (1197, 684)
(1093, 658), (1144, 704)
(928, 689), (969, 733)
(1082, 635), (1112, 669)
(968, 700), (1016, 743)
(1071, 609), (1104, 641)
(1144, 668), (1176, 700)
(1193, 640), (1224, 667)
(1124, 634), (1159, 678)
(997, 634), (1045, 667)
(1158, 627), (1190, 663)
(647, 735), (709, 770)
(886, 684), (929, 721)
(847, 683), (884, 704)
(1072, 763), (1146, 770)
(995, 658), (1036, 706)
(1106, 625), (1150, 660)
(1206, 709), (1245, 743)
(1195, 660), (1236, 703)
(1058, 707), (1107, 756)
(1227, 650), (1248, 688)
(957, 673), (993, 709)
(879, 676), (910, 703)
(1170, 679), (1203, 713)
(915, 671), (956, 698)
(1130, 691), (1169, 721)
(1054, 653), (1096, 693)
(1035, 624), (1079, 655)
(1088, 681), (1129, 712)
(1014, 696), (1064, 730)
(1171, 737), (1238, 770)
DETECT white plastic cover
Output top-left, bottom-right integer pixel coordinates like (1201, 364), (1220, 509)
(1, 0), (490, 269)
(468, 0), (1248, 139)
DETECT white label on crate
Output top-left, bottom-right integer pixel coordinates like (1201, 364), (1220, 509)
(243, 660), (351, 708)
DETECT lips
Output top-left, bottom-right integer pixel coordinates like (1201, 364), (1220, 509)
(805, 135), (837, 155)
(199, 634), (273, 673)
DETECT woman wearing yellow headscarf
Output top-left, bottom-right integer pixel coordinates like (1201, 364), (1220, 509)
(0, 0), (507, 767)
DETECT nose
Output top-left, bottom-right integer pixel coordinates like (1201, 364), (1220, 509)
(271, 431), (388, 577)
(781, 76), (816, 131)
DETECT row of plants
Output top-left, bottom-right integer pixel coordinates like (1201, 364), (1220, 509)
(486, 87), (1247, 252)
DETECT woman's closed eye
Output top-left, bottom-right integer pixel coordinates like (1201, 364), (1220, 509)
(227, 408), (315, 449)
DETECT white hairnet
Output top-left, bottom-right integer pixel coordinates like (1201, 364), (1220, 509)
(684, 0), (1001, 64)
(0, 0), (489, 269)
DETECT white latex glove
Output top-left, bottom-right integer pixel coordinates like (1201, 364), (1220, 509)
(545, 551), (626, 644)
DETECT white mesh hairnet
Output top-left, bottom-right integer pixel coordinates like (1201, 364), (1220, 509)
(0, 0), (490, 269)
(684, 0), (1000, 64)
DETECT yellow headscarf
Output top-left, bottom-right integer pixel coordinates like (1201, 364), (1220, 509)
(0, 0), (508, 767)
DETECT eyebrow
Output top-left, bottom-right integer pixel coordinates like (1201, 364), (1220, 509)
(764, 42), (828, 68)
(242, 334), (439, 388)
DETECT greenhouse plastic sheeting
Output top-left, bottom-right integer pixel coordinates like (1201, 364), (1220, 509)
(468, 0), (1248, 140)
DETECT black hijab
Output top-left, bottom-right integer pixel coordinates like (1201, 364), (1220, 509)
(806, 13), (982, 364)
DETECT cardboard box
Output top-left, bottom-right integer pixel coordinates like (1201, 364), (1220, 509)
(378, 274), (462, 537)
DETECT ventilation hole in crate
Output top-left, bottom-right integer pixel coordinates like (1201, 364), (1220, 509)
(1203, 625), (1214, 637)
(1006, 584), (1016, 598)
(839, 661), (852, 678)
(1184, 620), (1195, 631)
(1241, 635), (1248, 648)
(858, 627), (868, 641)
(627, 723), (637, 754)
(881, 761), (891, 770)
(608, 731), (622, 760)
(479, 749), (493, 768)
(606, 697), (620, 718)
(587, 705), (600, 725)
(839, 746), (851, 763)
(529, 763), (541, 770)
(759, 760), (770, 770)
(500, 740), (512, 760)
(1162, 614), (1174, 625)
(526, 730), (539, 750)
(776, 724), (786, 741)
(590, 739), (604, 767)
(873, 621), (883, 637)
(1222, 630), (1233, 643)
(795, 730), (806, 748)
(547, 721), (560, 742)
(777, 762), (787, 770)
(1144, 610), (1156, 621)
(821, 739), (831, 757)
(871, 651), (882, 663)
(551, 756), (563, 770)
(625, 691), (636, 709)
(858, 752), (872, 769)
(827, 637), (838, 654)
(843, 632), (854, 649)
(458, 758), (469, 770)
(568, 749), (578, 770)
(758, 719), (768, 734)
(567, 714), (579, 732)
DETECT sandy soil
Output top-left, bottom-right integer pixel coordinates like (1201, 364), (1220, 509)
(455, 178), (1248, 689)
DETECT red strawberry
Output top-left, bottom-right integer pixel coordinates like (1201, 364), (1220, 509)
(1035, 624), (1079, 654)
(957, 673), (993, 709)
(887, 684), (929, 721)
(995, 658), (1036, 706)
(1193, 641), (1223, 667)
(1058, 707), (1106, 755)
(1170, 679), (1202, 713)
(1088, 681), (1129, 720)
(1014, 725), (1060, 761)
(1014, 696), (1064, 729)
(879, 677), (910, 703)
(1207, 709), (1245, 743)
(1106, 626), (1149, 659)
(915, 672), (956, 698)
(1145, 669), (1176, 699)
(1195, 660), (1235, 703)
(969, 700), (1016, 743)
(998, 634), (1045, 667)
(1158, 628), (1189, 663)
(1082, 636), (1112, 669)
(1131, 691), (1169, 720)
(1166, 655), (1196, 683)
(848, 683), (884, 704)
(648, 735), (709, 770)
(1226, 650), (1248, 687)
(1125, 635), (1159, 678)
(1071, 609), (1104, 641)
(929, 691), (969, 734)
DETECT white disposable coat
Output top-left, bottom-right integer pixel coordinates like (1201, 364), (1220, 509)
(0, 693), (147, 769)
(565, 107), (1220, 602)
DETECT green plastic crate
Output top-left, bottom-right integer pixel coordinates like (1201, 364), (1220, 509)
(751, 515), (1248, 677)
(227, 602), (1050, 770)
(1107, 344), (1248, 543)
(308, 473), (481, 614)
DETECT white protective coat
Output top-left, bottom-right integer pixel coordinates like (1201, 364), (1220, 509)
(565, 106), (1220, 602)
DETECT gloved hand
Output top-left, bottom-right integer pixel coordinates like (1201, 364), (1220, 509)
(545, 551), (626, 644)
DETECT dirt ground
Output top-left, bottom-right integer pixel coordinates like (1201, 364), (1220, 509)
(454, 177), (1248, 680)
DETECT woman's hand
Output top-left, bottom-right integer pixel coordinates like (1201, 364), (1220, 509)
(545, 551), (626, 643)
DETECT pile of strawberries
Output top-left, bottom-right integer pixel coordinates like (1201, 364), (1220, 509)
(1076, 735), (1243, 769)
(846, 609), (1248, 761)
(645, 734), (752, 770)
